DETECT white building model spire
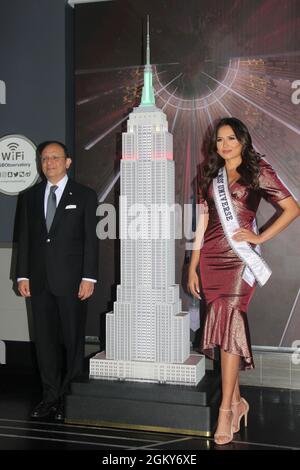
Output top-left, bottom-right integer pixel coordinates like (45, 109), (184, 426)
(90, 17), (205, 385)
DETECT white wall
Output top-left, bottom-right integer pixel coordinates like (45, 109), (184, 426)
(0, 246), (30, 341)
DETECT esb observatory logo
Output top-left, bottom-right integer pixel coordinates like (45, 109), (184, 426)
(0, 134), (39, 195)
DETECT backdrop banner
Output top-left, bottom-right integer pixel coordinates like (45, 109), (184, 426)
(74, 0), (300, 348)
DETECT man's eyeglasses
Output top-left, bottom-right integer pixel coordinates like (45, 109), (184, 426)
(41, 156), (67, 163)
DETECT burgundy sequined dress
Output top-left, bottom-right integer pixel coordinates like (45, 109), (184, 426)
(199, 158), (291, 369)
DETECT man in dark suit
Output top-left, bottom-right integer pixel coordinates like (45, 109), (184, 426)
(17, 141), (98, 421)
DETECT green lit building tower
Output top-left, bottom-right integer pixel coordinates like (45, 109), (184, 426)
(90, 19), (204, 385)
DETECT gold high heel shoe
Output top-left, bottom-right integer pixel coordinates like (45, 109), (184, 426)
(214, 408), (233, 445)
(231, 397), (249, 433)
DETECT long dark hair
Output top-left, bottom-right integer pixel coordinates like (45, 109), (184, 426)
(200, 117), (261, 198)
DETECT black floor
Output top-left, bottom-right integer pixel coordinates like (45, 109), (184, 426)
(0, 368), (299, 456)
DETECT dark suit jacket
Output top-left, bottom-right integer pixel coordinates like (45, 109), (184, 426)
(16, 178), (98, 296)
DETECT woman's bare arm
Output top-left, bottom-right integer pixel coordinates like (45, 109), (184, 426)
(232, 196), (300, 244)
(188, 211), (209, 299)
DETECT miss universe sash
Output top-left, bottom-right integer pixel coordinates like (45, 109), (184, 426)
(212, 167), (272, 287)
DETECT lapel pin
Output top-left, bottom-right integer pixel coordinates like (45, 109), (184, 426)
(69, 192), (72, 195)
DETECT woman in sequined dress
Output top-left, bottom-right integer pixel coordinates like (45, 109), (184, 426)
(188, 117), (300, 445)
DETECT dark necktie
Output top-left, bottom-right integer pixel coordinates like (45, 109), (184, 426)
(46, 185), (58, 232)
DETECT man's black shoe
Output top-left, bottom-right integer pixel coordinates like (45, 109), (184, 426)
(30, 400), (58, 419)
(54, 401), (64, 421)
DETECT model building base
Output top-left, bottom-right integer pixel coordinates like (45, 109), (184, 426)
(89, 351), (205, 386)
(65, 368), (220, 436)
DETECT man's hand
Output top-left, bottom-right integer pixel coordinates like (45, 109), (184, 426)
(78, 280), (95, 300)
(18, 280), (31, 297)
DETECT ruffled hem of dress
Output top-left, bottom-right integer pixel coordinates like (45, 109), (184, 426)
(199, 297), (254, 371)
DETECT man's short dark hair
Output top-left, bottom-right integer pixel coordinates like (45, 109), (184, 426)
(37, 141), (69, 158)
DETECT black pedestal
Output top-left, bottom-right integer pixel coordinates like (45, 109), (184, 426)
(65, 370), (220, 436)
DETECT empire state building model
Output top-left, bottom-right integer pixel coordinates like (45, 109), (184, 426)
(90, 22), (205, 385)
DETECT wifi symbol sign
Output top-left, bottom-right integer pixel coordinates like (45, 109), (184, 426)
(7, 142), (19, 151)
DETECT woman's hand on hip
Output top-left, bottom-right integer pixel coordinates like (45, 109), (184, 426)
(232, 228), (262, 244)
